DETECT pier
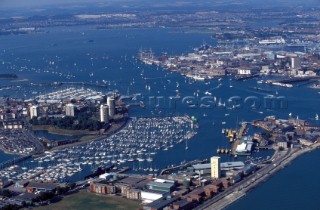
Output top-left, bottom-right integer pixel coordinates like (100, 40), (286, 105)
(231, 122), (247, 155)
(116, 167), (131, 174)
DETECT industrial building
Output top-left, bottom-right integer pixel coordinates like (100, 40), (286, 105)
(146, 181), (175, 193)
(243, 163), (257, 176)
(141, 189), (170, 204)
(235, 136), (254, 155)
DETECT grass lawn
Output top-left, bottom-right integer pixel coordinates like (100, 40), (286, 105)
(35, 191), (141, 210)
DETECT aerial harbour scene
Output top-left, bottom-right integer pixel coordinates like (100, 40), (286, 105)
(0, 0), (320, 210)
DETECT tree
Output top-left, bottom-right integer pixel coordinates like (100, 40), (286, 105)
(1, 189), (11, 197)
(261, 131), (271, 139)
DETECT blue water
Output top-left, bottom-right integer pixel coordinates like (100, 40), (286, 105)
(1, 26), (320, 208)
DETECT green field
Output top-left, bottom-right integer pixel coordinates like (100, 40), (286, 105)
(35, 191), (140, 210)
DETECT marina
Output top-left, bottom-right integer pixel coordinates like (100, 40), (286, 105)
(31, 87), (105, 102)
(0, 116), (197, 182)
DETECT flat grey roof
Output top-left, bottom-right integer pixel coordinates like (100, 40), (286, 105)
(192, 161), (245, 170)
(147, 181), (174, 188)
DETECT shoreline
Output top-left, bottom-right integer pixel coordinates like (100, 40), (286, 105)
(198, 143), (320, 210)
(32, 125), (98, 136)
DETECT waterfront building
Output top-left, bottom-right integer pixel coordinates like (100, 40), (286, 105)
(29, 105), (38, 119)
(210, 156), (221, 179)
(65, 103), (75, 117)
(99, 104), (109, 123)
(107, 96), (115, 118)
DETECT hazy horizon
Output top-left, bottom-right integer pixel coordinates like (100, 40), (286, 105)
(0, 0), (319, 16)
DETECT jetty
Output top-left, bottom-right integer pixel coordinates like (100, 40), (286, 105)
(231, 122), (247, 155)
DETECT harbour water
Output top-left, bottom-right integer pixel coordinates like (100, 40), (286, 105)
(1, 26), (320, 208)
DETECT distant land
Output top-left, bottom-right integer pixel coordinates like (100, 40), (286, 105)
(0, 74), (18, 79)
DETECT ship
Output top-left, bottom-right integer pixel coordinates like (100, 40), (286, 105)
(193, 75), (205, 81)
(259, 37), (286, 45)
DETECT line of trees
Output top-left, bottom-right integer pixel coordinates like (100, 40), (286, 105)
(30, 112), (104, 131)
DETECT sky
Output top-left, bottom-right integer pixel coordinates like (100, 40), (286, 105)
(0, 0), (102, 8)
